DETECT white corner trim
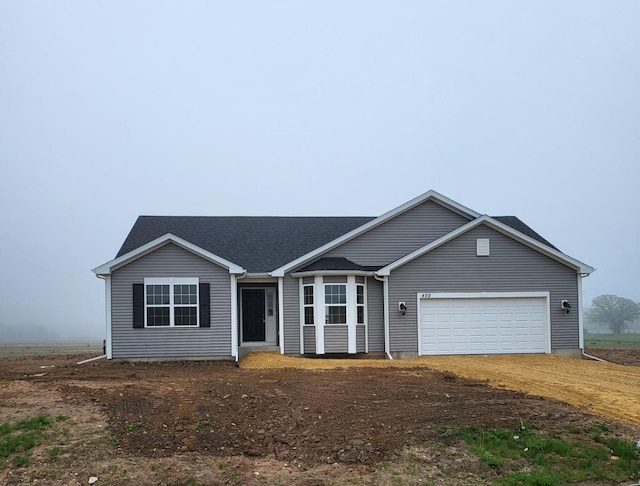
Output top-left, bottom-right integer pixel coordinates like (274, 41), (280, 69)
(377, 215), (595, 276)
(578, 273), (584, 350)
(347, 276), (357, 354)
(230, 275), (238, 359)
(314, 276), (325, 354)
(278, 277), (285, 354)
(271, 190), (479, 277)
(299, 280), (305, 354)
(92, 233), (245, 275)
(104, 275), (112, 359)
(381, 276), (390, 356)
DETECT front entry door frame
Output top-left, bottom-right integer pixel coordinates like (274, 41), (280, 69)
(240, 286), (277, 345)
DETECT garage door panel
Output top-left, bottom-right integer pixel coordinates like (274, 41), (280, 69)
(419, 296), (547, 355)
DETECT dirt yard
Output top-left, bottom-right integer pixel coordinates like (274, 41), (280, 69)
(0, 351), (639, 485)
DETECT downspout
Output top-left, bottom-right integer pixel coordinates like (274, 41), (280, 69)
(374, 274), (393, 360)
(577, 272), (605, 362)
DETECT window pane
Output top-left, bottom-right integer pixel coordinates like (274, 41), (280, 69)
(147, 285), (170, 305)
(303, 286), (314, 305)
(304, 307), (314, 325)
(174, 284), (197, 305)
(325, 285), (346, 304)
(325, 305), (346, 324)
(357, 306), (364, 324)
(175, 307), (197, 326)
(356, 285), (364, 305)
(147, 307), (170, 326)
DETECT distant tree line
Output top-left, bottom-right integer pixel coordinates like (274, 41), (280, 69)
(585, 294), (640, 335)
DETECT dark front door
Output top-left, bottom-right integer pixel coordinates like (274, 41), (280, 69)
(242, 289), (266, 342)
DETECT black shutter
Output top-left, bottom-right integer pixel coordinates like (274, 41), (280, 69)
(133, 284), (144, 328)
(199, 283), (210, 328)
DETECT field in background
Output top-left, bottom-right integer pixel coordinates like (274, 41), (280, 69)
(0, 342), (103, 358)
(584, 333), (640, 349)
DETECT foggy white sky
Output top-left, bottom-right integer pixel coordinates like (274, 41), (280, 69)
(1, 1), (638, 341)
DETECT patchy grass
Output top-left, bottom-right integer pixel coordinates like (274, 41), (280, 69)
(584, 333), (640, 349)
(451, 421), (640, 485)
(0, 415), (53, 468)
(0, 342), (102, 358)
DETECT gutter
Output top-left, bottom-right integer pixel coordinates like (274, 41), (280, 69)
(374, 274), (393, 360)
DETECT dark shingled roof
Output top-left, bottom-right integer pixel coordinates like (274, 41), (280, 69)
(117, 216), (375, 273)
(298, 257), (382, 272)
(492, 216), (559, 251)
(116, 214), (558, 273)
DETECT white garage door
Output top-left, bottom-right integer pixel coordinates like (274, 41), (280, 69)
(419, 295), (548, 355)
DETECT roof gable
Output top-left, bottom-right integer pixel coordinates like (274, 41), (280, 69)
(271, 190), (479, 276)
(377, 216), (594, 276)
(114, 216), (374, 274)
(92, 233), (245, 276)
(96, 190), (587, 277)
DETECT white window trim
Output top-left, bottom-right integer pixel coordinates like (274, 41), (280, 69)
(356, 283), (366, 325)
(324, 283), (348, 325)
(302, 284), (315, 326)
(144, 277), (199, 328)
(300, 276), (368, 355)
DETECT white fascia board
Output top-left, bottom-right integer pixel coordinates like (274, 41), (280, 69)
(92, 233), (245, 275)
(377, 218), (483, 276)
(271, 190), (479, 277)
(377, 215), (595, 276)
(290, 270), (375, 278)
(483, 217), (595, 274)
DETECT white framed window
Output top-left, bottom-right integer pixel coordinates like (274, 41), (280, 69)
(324, 284), (347, 324)
(303, 285), (315, 325)
(356, 284), (365, 324)
(144, 278), (199, 327)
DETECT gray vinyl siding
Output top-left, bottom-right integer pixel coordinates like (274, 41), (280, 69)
(356, 326), (365, 352)
(388, 225), (580, 352)
(283, 274), (301, 354)
(303, 326), (316, 354)
(366, 277), (385, 352)
(325, 326), (348, 353)
(110, 243), (231, 359)
(324, 200), (470, 266)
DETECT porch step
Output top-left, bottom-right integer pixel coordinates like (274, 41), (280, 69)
(238, 346), (280, 360)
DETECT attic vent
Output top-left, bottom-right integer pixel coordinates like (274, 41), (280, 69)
(476, 238), (490, 256)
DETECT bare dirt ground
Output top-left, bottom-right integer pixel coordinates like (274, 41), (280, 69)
(0, 351), (639, 485)
(586, 348), (640, 366)
(417, 353), (640, 425)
